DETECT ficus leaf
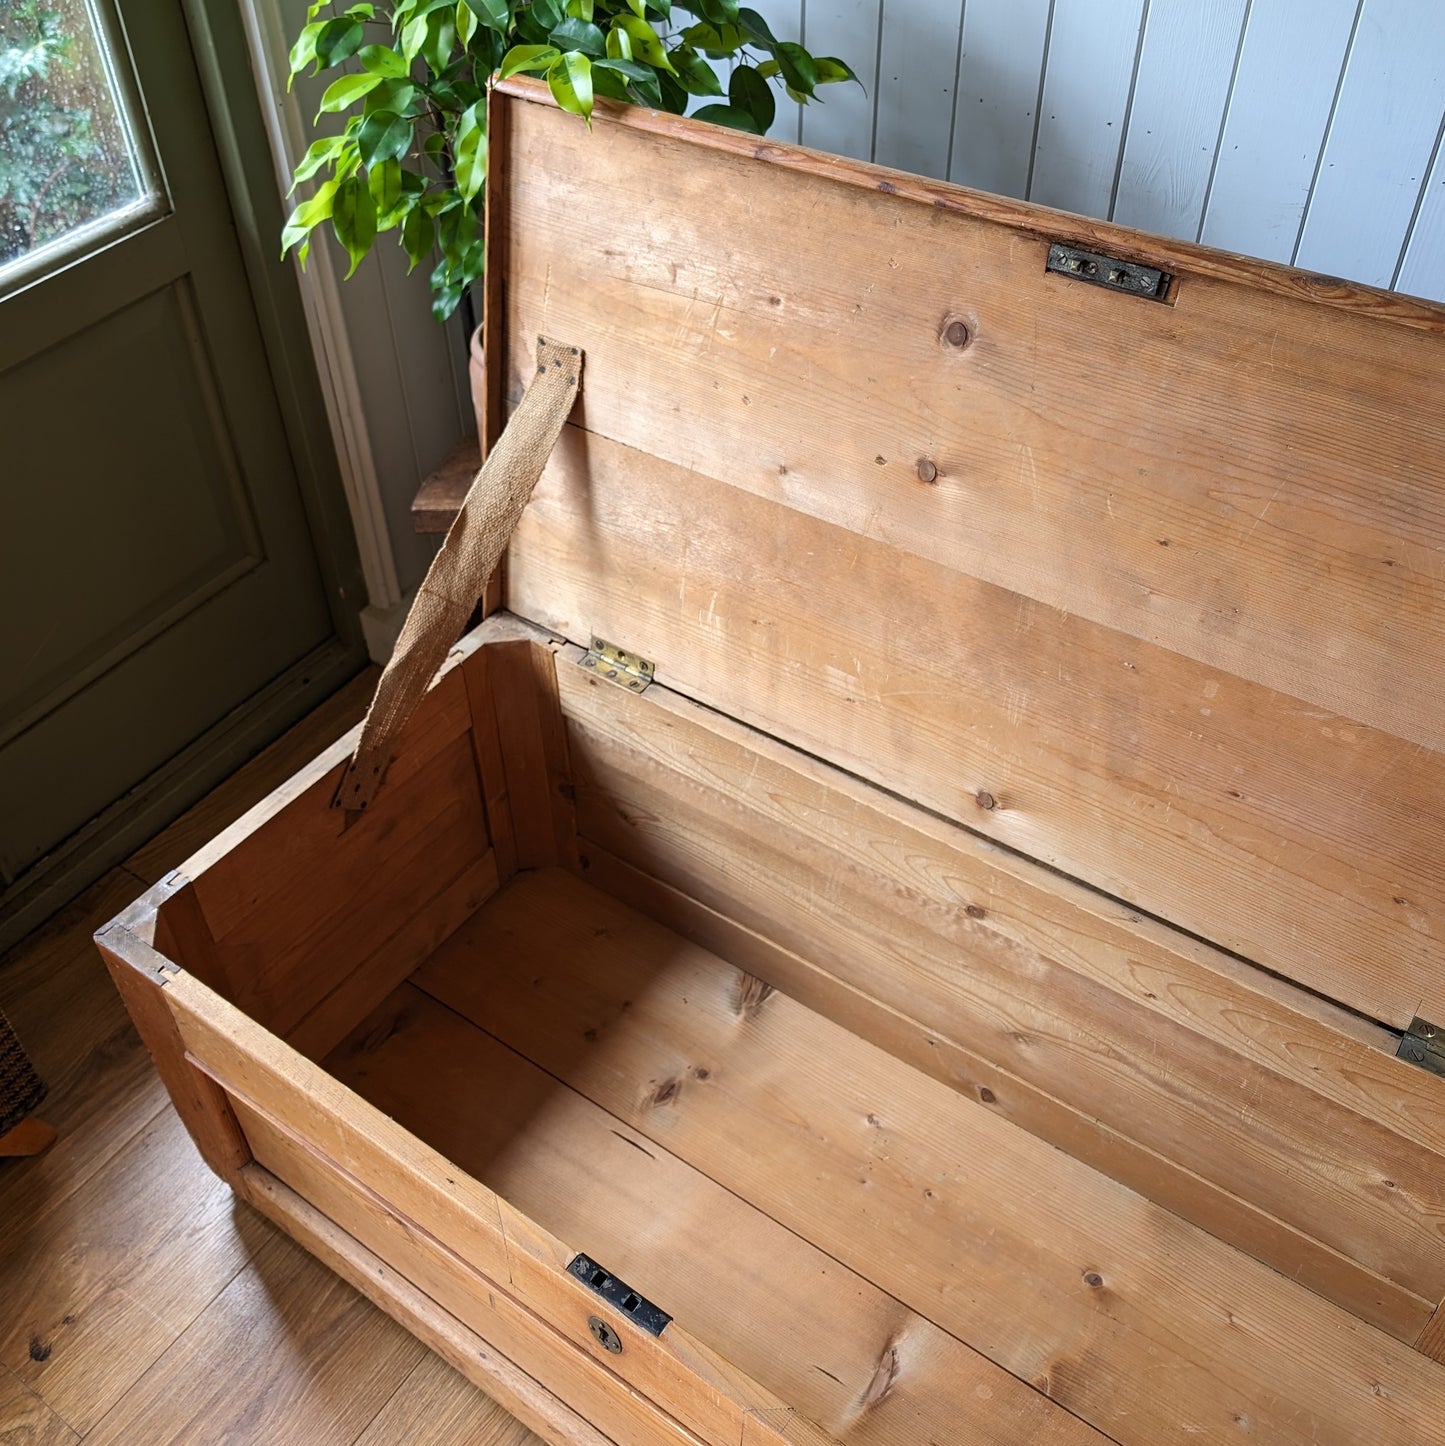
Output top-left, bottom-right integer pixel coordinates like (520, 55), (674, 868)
(605, 24), (632, 60)
(400, 12), (429, 60)
(735, 6), (776, 47)
(645, 0), (671, 17)
(281, 176), (340, 256)
(594, 55), (652, 79)
(289, 134), (346, 192)
(624, 0), (646, 16)
(658, 70), (688, 112)
(669, 46), (723, 96)
(454, 103), (488, 201)
(566, 0), (595, 20)
(456, 2), (478, 44)
(591, 64), (630, 101)
(369, 157), (405, 222)
(498, 43), (561, 78)
(357, 109), (414, 166)
(316, 71), (384, 119)
(548, 50), (593, 123)
(680, 20), (743, 56)
(357, 43), (410, 76)
(815, 56), (859, 84)
(690, 102), (761, 133)
(755, 57), (779, 78)
(402, 204), (436, 273)
(612, 15), (674, 71)
(694, 0), (739, 27)
(551, 16), (605, 56)
(530, 0), (565, 32)
(421, 10), (458, 73)
(315, 16), (366, 67)
(288, 21), (324, 82)
(729, 62), (774, 132)
(363, 77), (417, 115)
(774, 41), (817, 96)
(625, 65), (662, 107)
(464, 0), (512, 29)
(331, 174), (378, 278)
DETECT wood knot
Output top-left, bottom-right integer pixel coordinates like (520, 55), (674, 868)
(735, 972), (775, 1019)
(862, 1343), (901, 1410)
(964, 903), (986, 919)
(28, 1335), (51, 1362)
(1082, 1270), (1104, 1290)
(648, 1077), (683, 1108)
(975, 790), (997, 811)
(977, 1086), (996, 1104)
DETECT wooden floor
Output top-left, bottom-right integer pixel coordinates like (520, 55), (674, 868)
(0, 669), (544, 1446)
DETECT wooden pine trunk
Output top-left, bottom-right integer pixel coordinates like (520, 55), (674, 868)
(97, 79), (1445, 1446)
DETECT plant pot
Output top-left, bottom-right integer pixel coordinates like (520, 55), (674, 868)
(469, 322), (486, 451)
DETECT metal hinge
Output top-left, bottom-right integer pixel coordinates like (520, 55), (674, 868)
(578, 636), (654, 694)
(1047, 241), (1172, 301)
(569, 1253), (671, 1343)
(1397, 1018), (1445, 1078)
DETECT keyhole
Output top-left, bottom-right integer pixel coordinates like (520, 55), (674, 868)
(588, 1315), (623, 1354)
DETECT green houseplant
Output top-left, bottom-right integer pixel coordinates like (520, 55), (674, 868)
(281, 0), (856, 322)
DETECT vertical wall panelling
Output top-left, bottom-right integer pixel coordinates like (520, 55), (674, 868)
(872, 0), (967, 175)
(1198, 0), (1358, 262)
(947, 0), (1053, 197)
(1294, 1), (1445, 287)
(1395, 119), (1445, 302)
(1028, 0), (1148, 219)
(798, 0), (882, 160)
(1110, 0), (1248, 240)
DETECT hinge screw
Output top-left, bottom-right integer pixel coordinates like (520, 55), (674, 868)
(1419, 1022), (1438, 1040)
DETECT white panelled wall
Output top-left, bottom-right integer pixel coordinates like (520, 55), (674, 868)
(798, 0), (1445, 298)
(246, 1), (1445, 659)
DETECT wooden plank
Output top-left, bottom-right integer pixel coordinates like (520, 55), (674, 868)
(492, 78), (1445, 334)
(231, 1112), (716, 1446)
(1027, 0), (1146, 217)
(0, 1365), (80, 1446)
(1111, 0), (1249, 239)
(327, 983), (1111, 1446)
(150, 670), (490, 1038)
(492, 92), (1445, 756)
(1295, 3), (1445, 285)
(0, 1105), (255, 1434)
(356, 1354), (547, 1446)
(418, 868), (1445, 1446)
(1397, 132), (1445, 304)
(1417, 1299), (1445, 1363)
(237, 1168), (615, 1446)
(94, 917), (250, 1180)
(508, 431), (1445, 1028)
(413, 438), (479, 535)
(1198, 0), (1358, 260)
(475, 639), (577, 872)
(554, 663), (1445, 1166)
(947, 0), (1053, 196)
(872, 0), (965, 177)
(283, 850), (501, 1062)
(164, 971), (829, 1446)
(81, 1224), (424, 1446)
(463, 646), (521, 882)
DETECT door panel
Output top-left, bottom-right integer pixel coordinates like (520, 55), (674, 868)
(0, 0), (355, 884)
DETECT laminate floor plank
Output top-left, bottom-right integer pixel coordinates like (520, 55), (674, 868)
(354, 1353), (548, 1446)
(0, 1365), (79, 1446)
(83, 1223), (424, 1446)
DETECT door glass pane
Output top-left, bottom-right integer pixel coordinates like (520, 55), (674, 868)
(0, 0), (155, 273)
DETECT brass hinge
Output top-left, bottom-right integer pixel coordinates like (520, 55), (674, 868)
(578, 636), (654, 695)
(1397, 1018), (1445, 1078)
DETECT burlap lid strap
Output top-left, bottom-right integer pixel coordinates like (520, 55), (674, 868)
(332, 336), (582, 812)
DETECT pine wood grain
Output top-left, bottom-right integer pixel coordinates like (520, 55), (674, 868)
(550, 659), (1445, 1336)
(166, 970), (832, 1446)
(506, 427), (1445, 1029)
(416, 868), (1445, 1446)
(151, 668), (491, 1038)
(82, 1224), (425, 1446)
(325, 982), (1109, 1446)
(494, 92), (1445, 749)
(489, 88), (1445, 1028)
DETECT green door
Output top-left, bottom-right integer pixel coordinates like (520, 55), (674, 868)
(0, 0), (363, 937)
